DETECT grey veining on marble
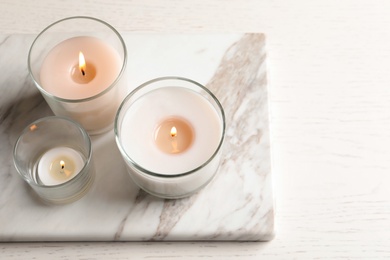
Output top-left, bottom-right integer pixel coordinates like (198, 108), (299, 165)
(0, 33), (273, 241)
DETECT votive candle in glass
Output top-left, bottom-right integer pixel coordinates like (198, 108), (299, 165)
(13, 116), (95, 204)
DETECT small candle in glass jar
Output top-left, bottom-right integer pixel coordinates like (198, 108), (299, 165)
(37, 147), (84, 186)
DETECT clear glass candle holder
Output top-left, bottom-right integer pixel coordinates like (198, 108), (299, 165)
(13, 116), (95, 204)
(115, 77), (226, 199)
(28, 16), (127, 135)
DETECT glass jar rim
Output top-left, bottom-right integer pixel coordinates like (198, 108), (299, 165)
(27, 16), (127, 103)
(114, 76), (226, 178)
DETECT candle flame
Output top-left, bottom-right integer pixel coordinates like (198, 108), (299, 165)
(79, 51), (86, 76)
(60, 160), (65, 169)
(170, 126), (177, 137)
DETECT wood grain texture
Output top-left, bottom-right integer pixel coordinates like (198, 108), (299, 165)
(1, 0), (390, 259)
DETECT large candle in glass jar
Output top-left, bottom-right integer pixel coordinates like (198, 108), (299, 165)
(115, 77), (226, 199)
(28, 17), (127, 135)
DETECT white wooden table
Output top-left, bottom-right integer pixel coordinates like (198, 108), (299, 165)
(2, 1), (390, 259)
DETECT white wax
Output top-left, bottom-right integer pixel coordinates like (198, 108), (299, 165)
(120, 87), (223, 174)
(40, 36), (121, 99)
(37, 147), (84, 186)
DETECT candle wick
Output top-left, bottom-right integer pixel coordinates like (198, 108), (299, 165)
(81, 69), (85, 76)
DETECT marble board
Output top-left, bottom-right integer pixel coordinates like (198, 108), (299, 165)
(0, 33), (274, 241)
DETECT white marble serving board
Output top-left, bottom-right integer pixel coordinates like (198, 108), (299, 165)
(0, 33), (273, 241)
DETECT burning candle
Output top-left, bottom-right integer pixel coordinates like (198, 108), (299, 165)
(28, 17), (127, 135)
(154, 117), (194, 154)
(13, 116), (95, 204)
(115, 77), (225, 198)
(39, 36), (121, 100)
(120, 87), (222, 174)
(37, 147), (84, 186)
(69, 51), (96, 84)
